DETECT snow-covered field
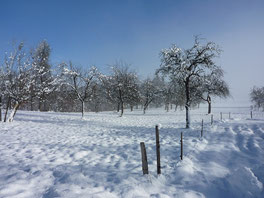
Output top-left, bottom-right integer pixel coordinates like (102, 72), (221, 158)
(0, 107), (264, 198)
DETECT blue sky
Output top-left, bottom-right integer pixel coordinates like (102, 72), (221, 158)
(0, 0), (264, 105)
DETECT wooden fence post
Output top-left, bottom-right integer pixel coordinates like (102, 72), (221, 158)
(201, 119), (203, 137)
(180, 132), (183, 160)
(155, 125), (161, 175)
(220, 112), (222, 121)
(211, 114), (213, 125)
(251, 111), (253, 119)
(229, 112), (231, 119)
(140, 142), (148, 174)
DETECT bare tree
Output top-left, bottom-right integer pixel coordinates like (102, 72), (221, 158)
(101, 62), (140, 116)
(100, 74), (120, 111)
(126, 75), (141, 112)
(250, 86), (264, 111)
(198, 67), (230, 114)
(157, 36), (222, 128)
(2, 42), (36, 122)
(140, 76), (164, 114)
(61, 62), (98, 118)
(169, 79), (185, 111)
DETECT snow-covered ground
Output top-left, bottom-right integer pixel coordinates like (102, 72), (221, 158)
(0, 107), (264, 198)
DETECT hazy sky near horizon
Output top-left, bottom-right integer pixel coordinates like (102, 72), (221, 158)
(0, 0), (263, 105)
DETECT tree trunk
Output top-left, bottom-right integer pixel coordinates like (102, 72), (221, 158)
(207, 95), (211, 114)
(81, 101), (85, 118)
(118, 89), (124, 116)
(130, 105), (133, 111)
(185, 105), (190, 128)
(8, 102), (20, 122)
(38, 98), (42, 111)
(143, 104), (148, 114)
(185, 78), (190, 128)
(117, 102), (120, 112)
(4, 97), (11, 122)
(165, 103), (169, 112)
(30, 96), (33, 111)
(175, 104), (178, 112)
(95, 102), (99, 113)
(13, 103), (20, 118)
(120, 102), (124, 117)
(143, 99), (149, 114)
(43, 101), (48, 112)
(0, 95), (2, 121)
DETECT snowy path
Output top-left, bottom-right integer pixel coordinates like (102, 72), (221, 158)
(0, 109), (263, 197)
(172, 120), (264, 198)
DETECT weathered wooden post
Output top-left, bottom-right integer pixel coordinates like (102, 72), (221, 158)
(180, 132), (183, 160)
(251, 111), (253, 119)
(229, 112), (231, 119)
(140, 142), (148, 174)
(201, 119), (203, 137)
(211, 114), (213, 125)
(155, 125), (161, 175)
(220, 112), (222, 121)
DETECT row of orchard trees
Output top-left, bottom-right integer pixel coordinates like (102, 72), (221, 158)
(0, 41), (60, 122)
(0, 37), (230, 128)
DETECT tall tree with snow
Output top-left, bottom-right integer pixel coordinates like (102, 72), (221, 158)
(157, 36), (222, 128)
(31, 40), (56, 111)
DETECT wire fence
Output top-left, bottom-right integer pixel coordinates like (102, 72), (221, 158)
(139, 109), (264, 175)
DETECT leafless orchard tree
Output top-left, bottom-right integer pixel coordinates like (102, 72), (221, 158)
(250, 86), (264, 111)
(198, 67), (230, 114)
(157, 36), (223, 128)
(61, 62), (98, 118)
(101, 62), (140, 117)
(140, 75), (164, 114)
(1, 42), (36, 122)
(169, 79), (186, 111)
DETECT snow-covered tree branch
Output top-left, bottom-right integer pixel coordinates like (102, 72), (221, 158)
(157, 36), (225, 128)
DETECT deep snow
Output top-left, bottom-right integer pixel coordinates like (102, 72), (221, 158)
(0, 107), (263, 198)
